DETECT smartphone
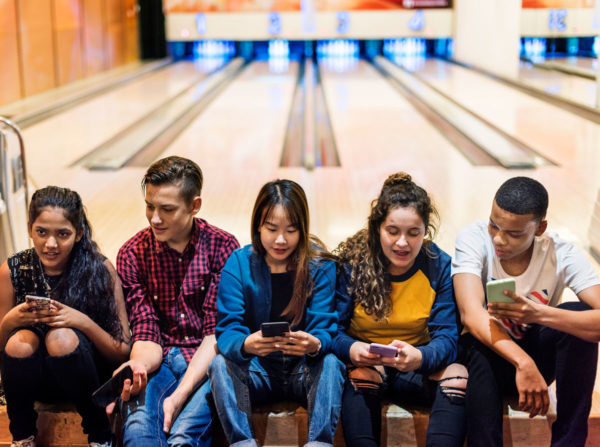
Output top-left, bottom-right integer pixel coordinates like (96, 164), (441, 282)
(91, 365), (133, 408)
(486, 278), (516, 303)
(368, 343), (398, 358)
(25, 295), (52, 311)
(260, 321), (290, 337)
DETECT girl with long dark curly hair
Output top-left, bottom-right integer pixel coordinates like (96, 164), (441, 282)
(0, 186), (130, 447)
(333, 173), (467, 446)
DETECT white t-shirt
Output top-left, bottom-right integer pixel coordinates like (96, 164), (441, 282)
(452, 221), (600, 338)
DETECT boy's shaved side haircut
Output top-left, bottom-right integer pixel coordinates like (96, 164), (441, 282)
(142, 156), (203, 205)
(494, 176), (548, 220)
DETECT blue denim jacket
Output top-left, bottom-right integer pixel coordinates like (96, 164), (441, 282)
(215, 244), (338, 364)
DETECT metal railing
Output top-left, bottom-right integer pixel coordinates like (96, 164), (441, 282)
(0, 117), (29, 263)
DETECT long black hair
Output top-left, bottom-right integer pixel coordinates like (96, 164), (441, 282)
(250, 179), (333, 328)
(28, 186), (124, 341)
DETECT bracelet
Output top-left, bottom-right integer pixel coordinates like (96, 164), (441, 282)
(307, 340), (322, 357)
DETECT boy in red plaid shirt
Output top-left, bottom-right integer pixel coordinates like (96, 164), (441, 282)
(110, 156), (239, 447)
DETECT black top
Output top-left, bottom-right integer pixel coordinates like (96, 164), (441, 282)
(269, 271), (294, 322)
(7, 248), (61, 304)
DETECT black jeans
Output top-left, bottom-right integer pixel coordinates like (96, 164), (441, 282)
(462, 301), (598, 447)
(0, 327), (113, 443)
(341, 367), (466, 447)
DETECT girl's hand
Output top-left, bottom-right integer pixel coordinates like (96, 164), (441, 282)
(381, 340), (422, 372)
(243, 330), (280, 357)
(277, 331), (320, 356)
(349, 341), (383, 367)
(35, 301), (89, 331)
(4, 302), (41, 329)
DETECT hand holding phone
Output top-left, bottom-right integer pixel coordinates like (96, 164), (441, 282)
(368, 343), (398, 358)
(25, 295), (52, 312)
(260, 321), (290, 337)
(486, 278), (516, 303)
(92, 365), (133, 407)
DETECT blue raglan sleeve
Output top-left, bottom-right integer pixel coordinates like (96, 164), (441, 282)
(416, 252), (460, 375)
(215, 250), (253, 364)
(304, 260), (338, 353)
(331, 264), (358, 364)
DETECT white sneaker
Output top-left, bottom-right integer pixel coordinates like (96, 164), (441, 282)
(11, 436), (35, 447)
(89, 442), (112, 447)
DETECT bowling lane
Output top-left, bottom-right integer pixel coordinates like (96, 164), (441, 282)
(543, 56), (598, 72)
(517, 60), (597, 108)
(316, 58), (516, 252)
(401, 57), (600, 254)
(65, 60), (301, 260)
(21, 60), (222, 188)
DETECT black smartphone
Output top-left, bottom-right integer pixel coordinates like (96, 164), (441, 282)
(260, 321), (290, 337)
(91, 365), (133, 407)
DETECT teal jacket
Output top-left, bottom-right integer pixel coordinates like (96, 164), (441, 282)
(215, 244), (338, 364)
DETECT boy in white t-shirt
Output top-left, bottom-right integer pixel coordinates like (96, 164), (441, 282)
(452, 176), (600, 447)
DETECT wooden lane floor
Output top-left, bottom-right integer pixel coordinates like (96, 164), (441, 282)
(20, 61), (218, 188)
(18, 60), (300, 261)
(516, 60), (597, 108)
(408, 58), (600, 254)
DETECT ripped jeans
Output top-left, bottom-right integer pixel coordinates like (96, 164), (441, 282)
(341, 366), (466, 447)
(208, 353), (345, 447)
(0, 327), (112, 444)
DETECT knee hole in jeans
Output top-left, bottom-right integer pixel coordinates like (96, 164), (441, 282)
(45, 328), (79, 357)
(5, 329), (40, 358)
(434, 363), (468, 404)
(348, 366), (384, 394)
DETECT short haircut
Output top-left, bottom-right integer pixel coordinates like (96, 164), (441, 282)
(142, 156), (203, 205)
(494, 176), (548, 220)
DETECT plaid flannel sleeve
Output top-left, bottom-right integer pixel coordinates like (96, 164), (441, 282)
(116, 245), (162, 346)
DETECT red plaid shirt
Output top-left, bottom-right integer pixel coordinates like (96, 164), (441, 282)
(117, 218), (239, 362)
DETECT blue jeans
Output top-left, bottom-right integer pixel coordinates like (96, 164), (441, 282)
(208, 353), (345, 447)
(120, 348), (214, 447)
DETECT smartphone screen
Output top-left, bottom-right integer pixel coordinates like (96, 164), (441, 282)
(91, 365), (133, 407)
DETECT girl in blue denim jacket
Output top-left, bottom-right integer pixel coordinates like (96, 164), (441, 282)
(209, 179), (344, 447)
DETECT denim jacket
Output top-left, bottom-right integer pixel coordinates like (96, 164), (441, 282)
(215, 244), (338, 364)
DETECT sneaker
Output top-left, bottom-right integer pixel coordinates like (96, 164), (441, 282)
(11, 436), (35, 447)
(89, 442), (112, 447)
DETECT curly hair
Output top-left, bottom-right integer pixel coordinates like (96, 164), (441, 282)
(335, 172), (439, 320)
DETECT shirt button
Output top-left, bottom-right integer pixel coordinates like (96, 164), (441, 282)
(185, 336), (189, 341)
(180, 313), (185, 319)
(178, 258), (182, 262)
(200, 286), (205, 291)
(153, 295), (158, 300)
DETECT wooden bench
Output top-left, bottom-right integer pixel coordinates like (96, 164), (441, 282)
(2, 391), (598, 447)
